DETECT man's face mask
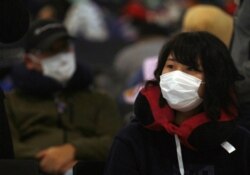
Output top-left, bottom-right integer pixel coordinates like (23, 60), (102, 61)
(31, 52), (76, 84)
(159, 70), (203, 112)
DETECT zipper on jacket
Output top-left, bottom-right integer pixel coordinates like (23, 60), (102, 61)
(54, 93), (68, 143)
(175, 134), (185, 175)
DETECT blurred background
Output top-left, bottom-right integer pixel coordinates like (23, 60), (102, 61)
(0, 0), (237, 118)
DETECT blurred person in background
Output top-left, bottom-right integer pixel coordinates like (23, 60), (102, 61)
(23, 0), (70, 21)
(113, 0), (175, 96)
(223, 0), (237, 15)
(64, 0), (109, 42)
(63, 0), (134, 101)
(183, 0), (225, 8)
(182, 4), (233, 47)
(113, 23), (167, 117)
(5, 19), (122, 175)
(112, 0), (184, 118)
(120, 56), (158, 124)
(230, 0), (250, 128)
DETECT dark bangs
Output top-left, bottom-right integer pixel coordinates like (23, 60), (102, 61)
(154, 32), (204, 82)
(170, 36), (202, 71)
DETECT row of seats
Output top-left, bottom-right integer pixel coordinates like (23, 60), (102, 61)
(0, 160), (105, 175)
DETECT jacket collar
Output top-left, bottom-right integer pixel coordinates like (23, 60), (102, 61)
(134, 85), (237, 150)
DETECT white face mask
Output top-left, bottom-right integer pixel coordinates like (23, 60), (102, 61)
(159, 70), (203, 112)
(41, 52), (76, 84)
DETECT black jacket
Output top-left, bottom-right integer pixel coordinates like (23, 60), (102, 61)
(0, 88), (14, 158)
(104, 85), (250, 175)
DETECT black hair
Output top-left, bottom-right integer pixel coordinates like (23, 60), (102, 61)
(150, 31), (243, 120)
(45, 37), (70, 54)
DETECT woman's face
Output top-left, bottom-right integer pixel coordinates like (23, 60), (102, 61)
(161, 54), (205, 98)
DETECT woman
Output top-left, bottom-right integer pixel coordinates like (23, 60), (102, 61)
(104, 32), (250, 175)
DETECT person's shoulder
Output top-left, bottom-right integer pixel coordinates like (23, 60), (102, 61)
(4, 89), (49, 104)
(229, 125), (250, 148)
(115, 119), (159, 142)
(4, 89), (23, 100)
(234, 125), (250, 138)
(4, 90), (30, 109)
(73, 90), (117, 107)
(119, 120), (144, 134)
(112, 121), (145, 145)
(79, 89), (115, 101)
(76, 89), (109, 97)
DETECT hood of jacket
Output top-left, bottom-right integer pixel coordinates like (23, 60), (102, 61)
(134, 85), (237, 151)
(11, 60), (93, 97)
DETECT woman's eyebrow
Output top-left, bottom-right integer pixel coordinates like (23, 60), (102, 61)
(167, 57), (176, 61)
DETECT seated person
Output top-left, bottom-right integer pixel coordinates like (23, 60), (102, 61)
(104, 32), (250, 175)
(5, 19), (122, 175)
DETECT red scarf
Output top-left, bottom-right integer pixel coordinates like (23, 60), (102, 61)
(140, 85), (237, 148)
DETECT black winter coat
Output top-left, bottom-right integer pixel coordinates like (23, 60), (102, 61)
(0, 88), (14, 158)
(104, 85), (250, 175)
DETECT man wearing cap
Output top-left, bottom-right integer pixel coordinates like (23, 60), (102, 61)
(5, 19), (121, 174)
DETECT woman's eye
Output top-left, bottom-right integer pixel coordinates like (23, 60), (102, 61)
(187, 66), (199, 71)
(187, 67), (202, 72)
(187, 67), (195, 71)
(166, 65), (173, 69)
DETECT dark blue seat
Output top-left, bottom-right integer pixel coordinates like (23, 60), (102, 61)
(73, 161), (105, 175)
(0, 159), (40, 175)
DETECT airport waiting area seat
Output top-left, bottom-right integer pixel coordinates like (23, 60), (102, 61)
(73, 161), (106, 175)
(0, 159), (106, 175)
(0, 159), (40, 175)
